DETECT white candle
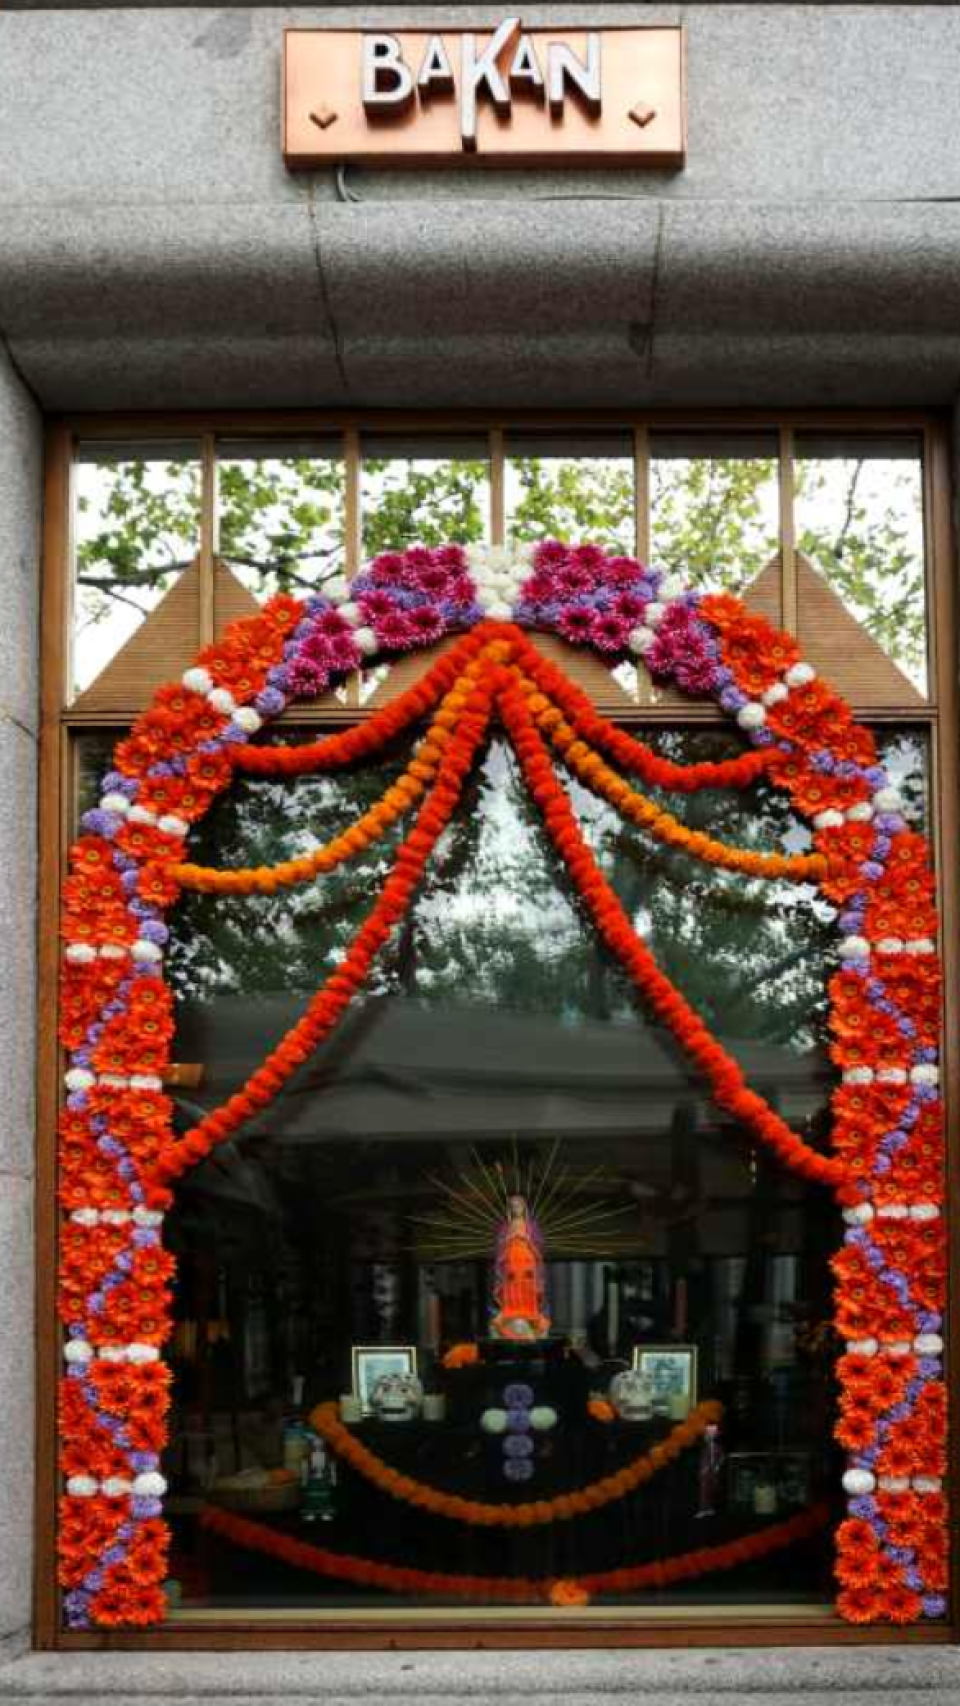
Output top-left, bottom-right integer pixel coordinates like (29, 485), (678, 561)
(339, 1394), (362, 1424)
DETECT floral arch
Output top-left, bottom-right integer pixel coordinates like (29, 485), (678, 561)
(58, 541), (946, 1628)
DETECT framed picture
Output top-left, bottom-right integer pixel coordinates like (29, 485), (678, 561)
(727, 1451), (812, 1514)
(351, 1345), (419, 1417)
(632, 1343), (698, 1417)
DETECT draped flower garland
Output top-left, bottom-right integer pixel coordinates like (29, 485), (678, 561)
(57, 540), (945, 1628)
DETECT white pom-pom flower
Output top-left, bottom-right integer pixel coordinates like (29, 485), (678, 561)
(657, 576), (685, 601)
(102, 1209), (130, 1226)
(910, 1063), (939, 1087)
(207, 687), (236, 715)
(845, 802), (874, 823)
(842, 1468), (876, 1496)
(876, 938), (904, 956)
(100, 792), (131, 817)
(131, 940), (163, 965)
(182, 666), (213, 695)
(127, 804), (157, 827)
(65, 1068), (95, 1093)
(876, 1203), (908, 1220)
(232, 706), (262, 735)
(99, 1073), (128, 1090)
(905, 938), (935, 956)
(127, 1343), (161, 1365)
(529, 1406), (558, 1432)
(761, 683), (789, 707)
(158, 814), (188, 838)
(64, 1339), (94, 1364)
(876, 1067), (908, 1086)
(102, 1477), (133, 1498)
(133, 1471), (168, 1498)
(736, 703), (767, 731)
(133, 1207), (165, 1228)
(70, 1207), (100, 1227)
(813, 809), (844, 830)
(324, 576), (351, 604)
(66, 1476), (99, 1498)
(627, 626), (657, 657)
(842, 1204), (875, 1226)
(838, 937), (870, 962)
(100, 944), (127, 962)
(65, 943), (98, 965)
(842, 1067), (874, 1085)
(914, 1334), (943, 1356)
(883, 1340), (912, 1358)
(878, 1475), (911, 1494)
(130, 1073), (163, 1092)
(848, 1338), (878, 1357)
(99, 1345), (128, 1363)
(352, 627), (379, 657)
(872, 786), (902, 813)
(913, 1475), (942, 1494)
(480, 1408), (508, 1435)
(784, 662), (815, 688)
(644, 601), (666, 628)
(910, 1203), (940, 1222)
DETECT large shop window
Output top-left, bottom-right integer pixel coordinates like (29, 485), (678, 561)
(47, 417), (955, 1644)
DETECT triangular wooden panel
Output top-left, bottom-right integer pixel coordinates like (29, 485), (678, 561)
(213, 558), (262, 630)
(364, 631), (636, 712)
(796, 552), (923, 707)
(644, 555), (784, 710)
(74, 560), (263, 715)
(72, 559), (204, 715)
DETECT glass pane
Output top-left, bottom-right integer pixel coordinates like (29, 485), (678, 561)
(144, 719), (939, 1619)
(650, 433), (780, 597)
(505, 432), (635, 552)
(217, 438), (346, 602)
(794, 434), (927, 698)
(361, 435), (490, 557)
(72, 441), (201, 698)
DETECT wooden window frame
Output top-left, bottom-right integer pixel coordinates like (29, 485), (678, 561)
(35, 408), (960, 1651)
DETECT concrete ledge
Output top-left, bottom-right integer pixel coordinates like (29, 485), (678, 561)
(3, 1646), (960, 1701)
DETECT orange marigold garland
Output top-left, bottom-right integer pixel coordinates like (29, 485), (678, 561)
(57, 541), (945, 1628)
(199, 1498), (830, 1606)
(307, 1399), (722, 1527)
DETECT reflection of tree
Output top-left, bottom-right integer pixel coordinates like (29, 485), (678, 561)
(166, 729), (913, 1069)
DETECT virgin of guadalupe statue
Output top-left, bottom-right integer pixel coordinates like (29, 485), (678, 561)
(490, 1195), (551, 1341)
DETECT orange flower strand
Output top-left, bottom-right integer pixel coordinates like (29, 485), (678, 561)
(503, 626), (777, 793)
(308, 1399), (722, 1528)
(497, 679), (843, 1191)
(172, 659), (489, 895)
(232, 628), (489, 777)
(526, 679), (826, 885)
(149, 671), (498, 1192)
(199, 1500), (829, 1605)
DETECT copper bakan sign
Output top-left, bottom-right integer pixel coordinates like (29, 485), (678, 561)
(283, 21), (685, 168)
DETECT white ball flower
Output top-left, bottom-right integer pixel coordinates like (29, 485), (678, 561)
(231, 707), (262, 735)
(845, 802), (874, 823)
(131, 940), (163, 965)
(529, 1406), (558, 1432)
(848, 1338), (878, 1357)
(101, 1477), (133, 1498)
(657, 576), (685, 602)
(914, 1334), (943, 1356)
(100, 792), (131, 816)
(127, 1343), (161, 1364)
(876, 938), (904, 956)
(480, 1408), (508, 1435)
(207, 687), (236, 715)
(644, 601), (666, 628)
(876, 1067), (907, 1086)
(66, 1476), (99, 1498)
(736, 703), (767, 731)
(133, 1472), (168, 1498)
(127, 805), (157, 827)
(842, 1204), (875, 1226)
(910, 1203), (940, 1222)
(65, 944), (98, 965)
(65, 1068), (95, 1093)
(64, 1339), (94, 1364)
(100, 944), (127, 962)
(813, 809), (844, 830)
(913, 1475), (943, 1494)
(910, 1063), (939, 1087)
(842, 1067), (874, 1085)
(838, 937), (870, 962)
(842, 1468), (876, 1496)
(905, 938), (935, 956)
(761, 683), (789, 707)
(878, 1475), (911, 1494)
(784, 662), (815, 688)
(182, 666), (213, 695)
(70, 1208), (100, 1227)
(627, 626), (657, 657)
(323, 576), (351, 604)
(352, 627), (379, 656)
(872, 786), (903, 814)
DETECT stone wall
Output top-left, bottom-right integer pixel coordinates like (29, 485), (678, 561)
(0, 347), (41, 1648)
(0, 5), (959, 408)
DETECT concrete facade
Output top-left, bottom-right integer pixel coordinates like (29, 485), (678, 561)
(0, 2), (958, 1696)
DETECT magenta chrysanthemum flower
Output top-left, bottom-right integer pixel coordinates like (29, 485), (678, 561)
(374, 612), (417, 650)
(447, 574), (475, 605)
(519, 572), (555, 605)
(414, 565), (457, 598)
(569, 543), (606, 576)
(368, 551), (405, 584)
(533, 539), (569, 573)
(589, 612), (633, 654)
(357, 590), (396, 620)
(605, 555), (643, 587)
(434, 544), (467, 573)
(611, 591), (647, 622)
(287, 657), (328, 695)
(553, 566), (594, 598)
(407, 605), (446, 643)
(555, 603), (595, 642)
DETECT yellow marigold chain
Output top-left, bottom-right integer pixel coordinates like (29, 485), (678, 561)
(171, 657), (490, 895)
(308, 1398), (723, 1528)
(517, 674), (828, 885)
